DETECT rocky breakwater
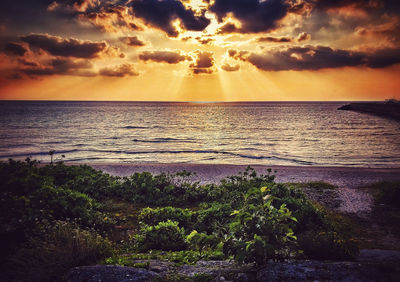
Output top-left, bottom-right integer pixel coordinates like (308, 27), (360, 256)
(338, 100), (400, 121)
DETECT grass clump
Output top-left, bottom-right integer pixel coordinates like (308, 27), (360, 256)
(294, 181), (338, 190)
(367, 181), (400, 235)
(134, 220), (187, 252)
(6, 221), (113, 281)
(370, 181), (400, 208)
(105, 250), (224, 266)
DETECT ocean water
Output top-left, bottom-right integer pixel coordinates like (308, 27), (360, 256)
(0, 101), (399, 167)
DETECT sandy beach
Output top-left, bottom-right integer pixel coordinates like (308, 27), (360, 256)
(89, 163), (400, 188)
(87, 163), (400, 216)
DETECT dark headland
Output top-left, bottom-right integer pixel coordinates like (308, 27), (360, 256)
(338, 99), (400, 121)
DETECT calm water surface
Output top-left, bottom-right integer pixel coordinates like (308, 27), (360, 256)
(0, 101), (399, 167)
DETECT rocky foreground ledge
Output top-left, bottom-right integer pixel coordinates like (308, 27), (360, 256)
(338, 101), (400, 121)
(66, 250), (400, 282)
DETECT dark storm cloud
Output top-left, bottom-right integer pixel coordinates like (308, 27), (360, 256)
(79, 5), (143, 33)
(131, 0), (210, 37)
(0, 0), (100, 36)
(310, 0), (399, 11)
(231, 46), (363, 71)
(211, 0), (290, 33)
(20, 58), (94, 76)
(307, 0), (400, 18)
(196, 37), (214, 45)
(17, 59), (39, 67)
(0, 1), (53, 27)
(120, 36), (146, 47)
(221, 63), (240, 72)
(190, 51), (214, 74)
(257, 36), (293, 43)
(20, 34), (107, 58)
(49, 57), (92, 72)
(99, 63), (138, 77)
(2, 43), (28, 56)
(15, 57), (139, 78)
(366, 48), (400, 68)
(139, 51), (189, 64)
(229, 45), (400, 71)
(192, 68), (213, 74)
(257, 32), (311, 43)
(58, 0), (101, 12)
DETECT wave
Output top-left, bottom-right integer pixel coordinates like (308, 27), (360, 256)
(122, 126), (148, 129)
(0, 149), (80, 158)
(122, 125), (165, 129)
(42, 141), (66, 145)
(73, 144), (86, 147)
(0, 148), (314, 165)
(88, 148), (315, 165)
(132, 137), (195, 143)
(3, 143), (34, 148)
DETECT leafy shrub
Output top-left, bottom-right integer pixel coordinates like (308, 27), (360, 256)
(372, 181), (400, 207)
(0, 159), (113, 269)
(105, 250), (224, 266)
(138, 206), (193, 230)
(223, 187), (298, 265)
(116, 171), (209, 205)
(267, 183), (326, 233)
(193, 202), (233, 235)
(134, 220), (187, 251)
(186, 230), (219, 254)
(298, 230), (359, 260)
(5, 221), (113, 281)
(39, 162), (120, 201)
(367, 181), (400, 234)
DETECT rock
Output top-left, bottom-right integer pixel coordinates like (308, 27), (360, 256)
(65, 265), (160, 282)
(338, 104), (352, 110)
(131, 259), (174, 275)
(256, 260), (400, 282)
(337, 102), (400, 121)
(357, 249), (400, 263)
(237, 272), (248, 281)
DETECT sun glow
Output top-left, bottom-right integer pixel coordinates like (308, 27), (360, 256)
(1, 0), (399, 101)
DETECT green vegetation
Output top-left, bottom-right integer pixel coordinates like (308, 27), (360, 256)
(105, 249), (224, 266)
(0, 159), (360, 281)
(367, 181), (400, 234)
(291, 181), (338, 190)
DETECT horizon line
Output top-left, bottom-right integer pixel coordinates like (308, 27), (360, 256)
(0, 99), (385, 103)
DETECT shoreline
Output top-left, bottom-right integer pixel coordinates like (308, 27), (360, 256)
(73, 163), (400, 188)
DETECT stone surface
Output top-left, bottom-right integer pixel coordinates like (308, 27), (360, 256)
(357, 249), (400, 263)
(257, 260), (400, 282)
(66, 250), (400, 282)
(338, 102), (400, 121)
(65, 265), (160, 282)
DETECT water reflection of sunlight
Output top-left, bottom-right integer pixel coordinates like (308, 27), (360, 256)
(158, 102), (235, 162)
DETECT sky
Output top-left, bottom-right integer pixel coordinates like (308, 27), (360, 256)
(0, 0), (400, 101)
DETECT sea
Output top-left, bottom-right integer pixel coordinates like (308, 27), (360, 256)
(0, 101), (399, 168)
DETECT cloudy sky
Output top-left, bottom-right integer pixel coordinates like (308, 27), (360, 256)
(1, 0), (400, 101)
